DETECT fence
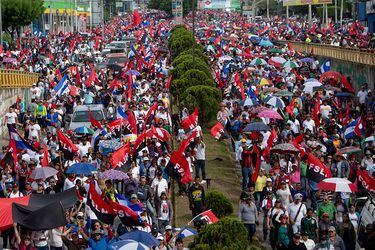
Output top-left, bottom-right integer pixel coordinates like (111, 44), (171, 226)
(0, 69), (39, 88)
(286, 41), (375, 66)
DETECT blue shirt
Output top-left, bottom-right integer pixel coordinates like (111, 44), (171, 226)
(88, 237), (109, 250)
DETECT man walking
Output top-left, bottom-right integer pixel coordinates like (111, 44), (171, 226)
(195, 137), (206, 179)
(188, 176), (205, 217)
(288, 193), (307, 234)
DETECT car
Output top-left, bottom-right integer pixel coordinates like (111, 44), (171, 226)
(68, 104), (106, 131)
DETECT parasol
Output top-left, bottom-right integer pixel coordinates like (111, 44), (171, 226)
(271, 143), (300, 154)
(243, 122), (271, 132)
(317, 178), (358, 193)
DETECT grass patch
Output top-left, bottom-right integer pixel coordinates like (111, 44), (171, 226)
(175, 129), (242, 226)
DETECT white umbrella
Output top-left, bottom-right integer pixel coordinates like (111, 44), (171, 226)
(29, 167), (58, 180)
(265, 96), (285, 108)
(243, 98), (258, 107)
(303, 81), (323, 93)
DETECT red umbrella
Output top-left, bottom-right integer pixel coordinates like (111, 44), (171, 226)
(319, 71), (342, 82)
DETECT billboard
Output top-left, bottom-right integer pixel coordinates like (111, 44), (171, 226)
(199, 0), (241, 10)
(283, 0), (332, 6)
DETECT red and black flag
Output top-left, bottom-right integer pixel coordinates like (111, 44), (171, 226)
(210, 122), (225, 140)
(165, 151), (192, 184)
(87, 182), (116, 225)
(181, 108), (199, 130)
(189, 209), (219, 227)
(110, 143), (130, 169)
(306, 153), (332, 183)
(0, 140), (18, 172)
(57, 130), (78, 160)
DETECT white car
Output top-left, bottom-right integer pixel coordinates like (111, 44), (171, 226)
(68, 104), (106, 131)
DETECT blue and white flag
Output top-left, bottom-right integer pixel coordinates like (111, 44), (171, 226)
(178, 227), (198, 238)
(128, 45), (136, 59)
(115, 193), (143, 213)
(320, 59), (331, 73)
(344, 119), (358, 139)
(54, 75), (69, 96)
(117, 106), (128, 120)
(9, 127), (37, 154)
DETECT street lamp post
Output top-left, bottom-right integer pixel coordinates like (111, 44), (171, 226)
(0, 0), (3, 47)
(192, 0), (195, 66)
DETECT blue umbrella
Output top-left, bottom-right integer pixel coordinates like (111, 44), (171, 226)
(300, 57), (314, 63)
(259, 40), (273, 47)
(109, 239), (149, 250)
(243, 122), (271, 132)
(66, 163), (97, 175)
(75, 126), (94, 134)
(125, 70), (141, 76)
(334, 92), (354, 98)
(119, 230), (158, 247)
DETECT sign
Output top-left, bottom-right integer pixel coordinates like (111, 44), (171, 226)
(283, 0), (332, 6)
(116, 2), (123, 8)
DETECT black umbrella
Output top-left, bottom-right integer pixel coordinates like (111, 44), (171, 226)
(243, 122), (271, 132)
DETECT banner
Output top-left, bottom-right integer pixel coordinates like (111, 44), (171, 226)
(283, 0), (332, 6)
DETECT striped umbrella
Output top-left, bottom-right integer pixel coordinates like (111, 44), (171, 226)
(243, 98), (258, 107)
(74, 126), (94, 134)
(258, 110), (283, 120)
(317, 178), (358, 193)
(268, 57), (286, 67)
(250, 58), (267, 66)
(282, 60), (299, 69)
(303, 81), (323, 93)
(265, 96), (285, 108)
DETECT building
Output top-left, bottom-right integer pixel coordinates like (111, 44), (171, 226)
(358, 0), (375, 33)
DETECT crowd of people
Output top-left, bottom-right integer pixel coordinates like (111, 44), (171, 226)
(189, 10), (374, 250)
(0, 10), (206, 250)
(0, 7), (374, 250)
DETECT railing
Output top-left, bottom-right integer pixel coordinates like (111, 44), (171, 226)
(0, 69), (39, 88)
(282, 41), (375, 66)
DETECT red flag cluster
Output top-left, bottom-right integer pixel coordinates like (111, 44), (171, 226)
(181, 108), (199, 130)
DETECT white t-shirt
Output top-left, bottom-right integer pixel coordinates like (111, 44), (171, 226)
(78, 142), (91, 157)
(303, 119), (315, 133)
(348, 212), (359, 231)
(9, 191), (23, 198)
(277, 188), (291, 207)
(151, 178), (168, 197)
(302, 239), (316, 250)
(287, 202), (307, 225)
(28, 124), (41, 140)
(5, 112), (18, 124)
(357, 90), (368, 104)
(159, 200), (170, 220)
(320, 104), (332, 119)
(196, 142), (206, 160)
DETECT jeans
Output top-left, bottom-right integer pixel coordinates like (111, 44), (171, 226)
(254, 192), (263, 211)
(36, 246), (49, 250)
(244, 223), (256, 241)
(310, 189), (318, 211)
(263, 213), (268, 239)
(301, 176), (307, 191)
(292, 224), (301, 234)
(242, 167), (252, 191)
(195, 160), (206, 179)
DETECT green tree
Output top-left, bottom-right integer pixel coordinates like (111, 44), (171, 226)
(171, 57), (211, 79)
(170, 35), (196, 59)
(205, 190), (233, 218)
(172, 54), (209, 67)
(1, 0), (45, 39)
(180, 85), (221, 125)
(171, 69), (214, 98)
(178, 47), (209, 64)
(190, 217), (248, 250)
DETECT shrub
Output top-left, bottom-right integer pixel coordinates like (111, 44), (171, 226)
(205, 190), (233, 218)
(171, 69), (214, 98)
(171, 57), (211, 80)
(170, 35), (196, 60)
(190, 217), (248, 250)
(180, 85), (221, 125)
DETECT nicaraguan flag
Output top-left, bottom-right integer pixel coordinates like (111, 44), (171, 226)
(320, 59), (331, 73)
(128, 45), (136, 59)
(115, 193), (143, 213)
(54, 75), (69, 96)
(9, 127), (37, 153)
(344, 119), (357, 139)
(178, 227), (198, 238)
(117, 106), (128, 120)
(247, 86), (259, 104)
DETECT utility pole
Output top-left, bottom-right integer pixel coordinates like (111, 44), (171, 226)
(266, 0), (269, 20)
(340, 0), (343, 27)
(192, 0), (195, 67)
(101, 0), (105, 38)
(308, 4), (312, 27)
(0, 0), (3, 48)
(75, 0), (78, 32)
(89, 0), (93, 30)
(335, 0), (337, 23)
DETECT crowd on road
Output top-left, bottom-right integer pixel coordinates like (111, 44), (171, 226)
(187, 10), (375, 250)
(0, 7), (374, 250)
(0, 10), (205, 250)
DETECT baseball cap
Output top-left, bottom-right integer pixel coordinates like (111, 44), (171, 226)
(131, 194), (138, 199)
(266, 178), (272, 182)
(328, 226), (336, 232)
(165, 225), (172, 230)
(294, 193), (302, 200)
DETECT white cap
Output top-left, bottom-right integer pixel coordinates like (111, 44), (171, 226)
(266, 178), (272, 182)
(165, 225), (172, 230)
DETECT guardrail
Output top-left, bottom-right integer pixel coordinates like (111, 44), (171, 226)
(282, 41), (375, 66)
(0, 69), (39, 88)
